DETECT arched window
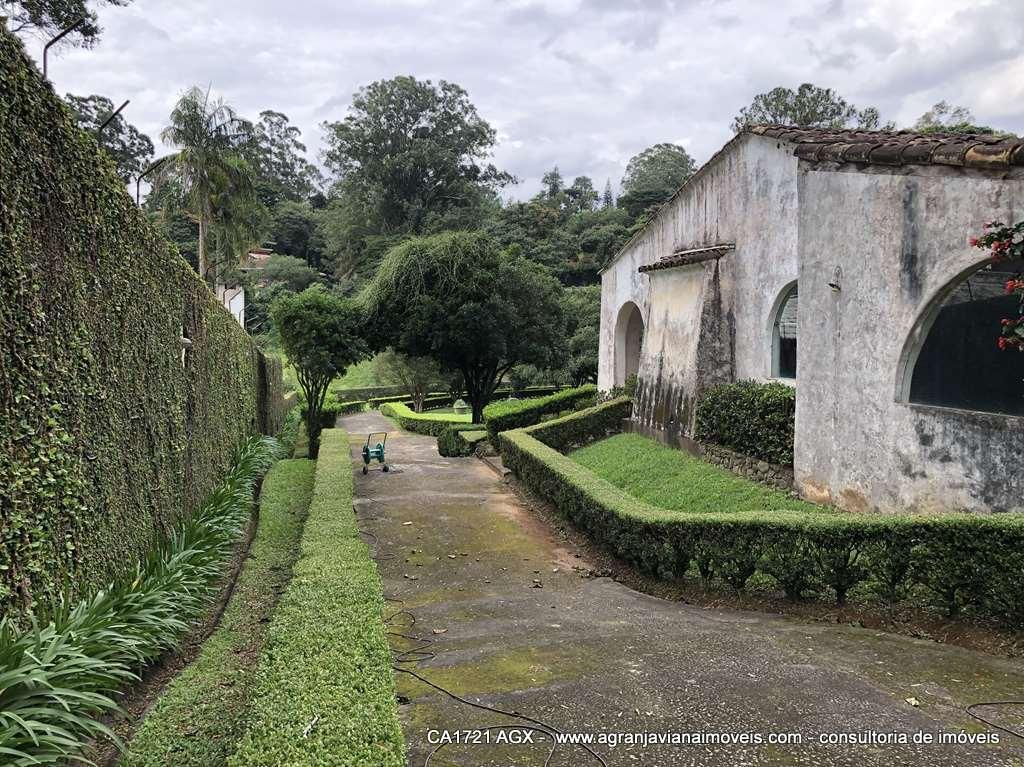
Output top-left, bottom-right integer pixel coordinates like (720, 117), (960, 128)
(771, 284), (798, 379)
(614, 301), (645, 387)
(907, 259), (1024, 415)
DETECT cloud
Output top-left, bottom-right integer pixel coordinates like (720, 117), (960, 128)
(26, 0), (1024, 198)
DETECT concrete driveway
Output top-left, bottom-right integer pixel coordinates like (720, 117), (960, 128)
(343, 411), (1024, 767)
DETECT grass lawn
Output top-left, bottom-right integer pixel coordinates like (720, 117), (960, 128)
(331, 356), (385, 391)
(571, 433), (824, 515)
(121, 458), (315, 767)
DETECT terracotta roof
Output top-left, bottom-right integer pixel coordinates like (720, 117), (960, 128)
(638, 244), (735, 273)
(748, 125), (1024, 170)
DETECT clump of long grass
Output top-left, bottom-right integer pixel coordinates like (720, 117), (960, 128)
(0, 435), (281, 766)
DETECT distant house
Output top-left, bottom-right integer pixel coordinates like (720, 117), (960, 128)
(599, 125), (1024, 514)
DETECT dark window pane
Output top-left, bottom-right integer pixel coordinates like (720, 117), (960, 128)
(775, 287), (798, 379)
(910, 261), (1024, 415)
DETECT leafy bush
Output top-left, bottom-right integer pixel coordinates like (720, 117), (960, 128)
(437, 425), (490, 457)
(0, 435), (282, 766)
(483, 384), (598, 440)
(497, 402), (1024, 624)
(380, 401), (475, 436)
(123, 458), (315, 767)
(695, 380), (795, 465)
(228, 430), (404, 766)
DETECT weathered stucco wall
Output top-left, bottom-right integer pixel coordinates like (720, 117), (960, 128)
(599, 134), (800, 439)
(795, 164), (1024, 514)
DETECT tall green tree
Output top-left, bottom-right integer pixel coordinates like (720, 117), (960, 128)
(378, 349), (444, 412)
(244, 110), (322, 205)
(488, 172), (630, 285)
(912, 101), (1004, 135)
(321, 76), (511, 277)
(269, 200), (325, 269)
(618, 143), (696, 220)
(272, 286), (368, 457)
(158, 87), (257, 283)
(362, 231), (565, 423)
(3, 0), (129, 46)
(560, 285), (600, 386)
(65, 93), (154, 182)
(732, 83), (887, 132)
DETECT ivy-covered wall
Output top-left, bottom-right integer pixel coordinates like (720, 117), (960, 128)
(0, 30), (285, 620)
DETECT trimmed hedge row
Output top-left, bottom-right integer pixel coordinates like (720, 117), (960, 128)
(695, 380), (795, 466)
(483, 384), (598, 440)
(380, 401), (476, 436)
(124, 458), (316, 767)
(366, 385), (567, 409)
(498, 402), (1024, 626)
(437, 424), (491, 457)
(229, 429), (404, 767)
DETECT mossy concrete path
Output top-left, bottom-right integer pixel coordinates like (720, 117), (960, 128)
(343, 411), (1024, 767)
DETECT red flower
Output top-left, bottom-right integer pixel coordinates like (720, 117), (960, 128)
(1007, 280), (1018, 294)
(969, 236), (979, 247)
(999, 337), (1008, 350)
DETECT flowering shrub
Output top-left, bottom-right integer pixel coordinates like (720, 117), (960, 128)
(970, 220), (1024, 351)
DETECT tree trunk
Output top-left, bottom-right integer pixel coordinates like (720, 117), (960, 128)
(197, 216), (207, 283)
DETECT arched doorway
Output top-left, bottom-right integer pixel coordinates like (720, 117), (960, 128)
(614, 301), (645, 387)
(899, 258), (1024, 415)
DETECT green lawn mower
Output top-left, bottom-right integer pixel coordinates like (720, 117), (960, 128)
(361, 432), (389, 474)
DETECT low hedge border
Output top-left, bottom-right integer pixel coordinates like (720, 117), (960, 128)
(437, 424), (490, 457)
(497, 401), (1024, 627)
(695, 380), (795, 466)
(229, 429), (404, 766)
(483, 384), (598, 441)
(124, 458), (316, 767)
(380, 401), (476, 437)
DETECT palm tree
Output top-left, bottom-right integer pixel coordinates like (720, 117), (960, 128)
(159, 87), (256, 283)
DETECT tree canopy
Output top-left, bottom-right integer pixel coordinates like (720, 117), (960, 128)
(321, 76), (510, 279)
(911, 101), (1003, 136)
(362, 231), (565, 422)
(4, 0), (129, 46)
(732, 83), (887, 132)
(618, 143), (696, 220)
(65, 92), (154, 182)
(272, 285), (368, 455)
(158, 86), (258, 283)
(243, 110), (323, 206)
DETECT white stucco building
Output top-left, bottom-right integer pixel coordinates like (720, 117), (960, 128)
(599, 126), (1024, 514)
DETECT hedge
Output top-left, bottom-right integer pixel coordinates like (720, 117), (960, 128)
(380, 401), (476, 436)
(230, 429), (404, 766)
(123, 458), (315, 767)
(369, 385), (567, 409)
(483, 384), (598, 440)
(695, 380), (795, 465)
(0, 29), (285, 622)
(498, 401), (1024, 626)
(437, 424), (490, 457)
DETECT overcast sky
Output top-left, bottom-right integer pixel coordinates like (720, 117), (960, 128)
(25, 0), (1024, 198)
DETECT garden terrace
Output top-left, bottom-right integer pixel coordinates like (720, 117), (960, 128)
(380, 401), (476, 436)
(482, 384), (598, 440)
(498, 400), (1024, 624)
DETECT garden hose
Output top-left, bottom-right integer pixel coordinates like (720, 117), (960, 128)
(965, 701), (1024, 740)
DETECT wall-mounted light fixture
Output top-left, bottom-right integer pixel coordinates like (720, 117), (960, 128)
(828, 266), (843, 293)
